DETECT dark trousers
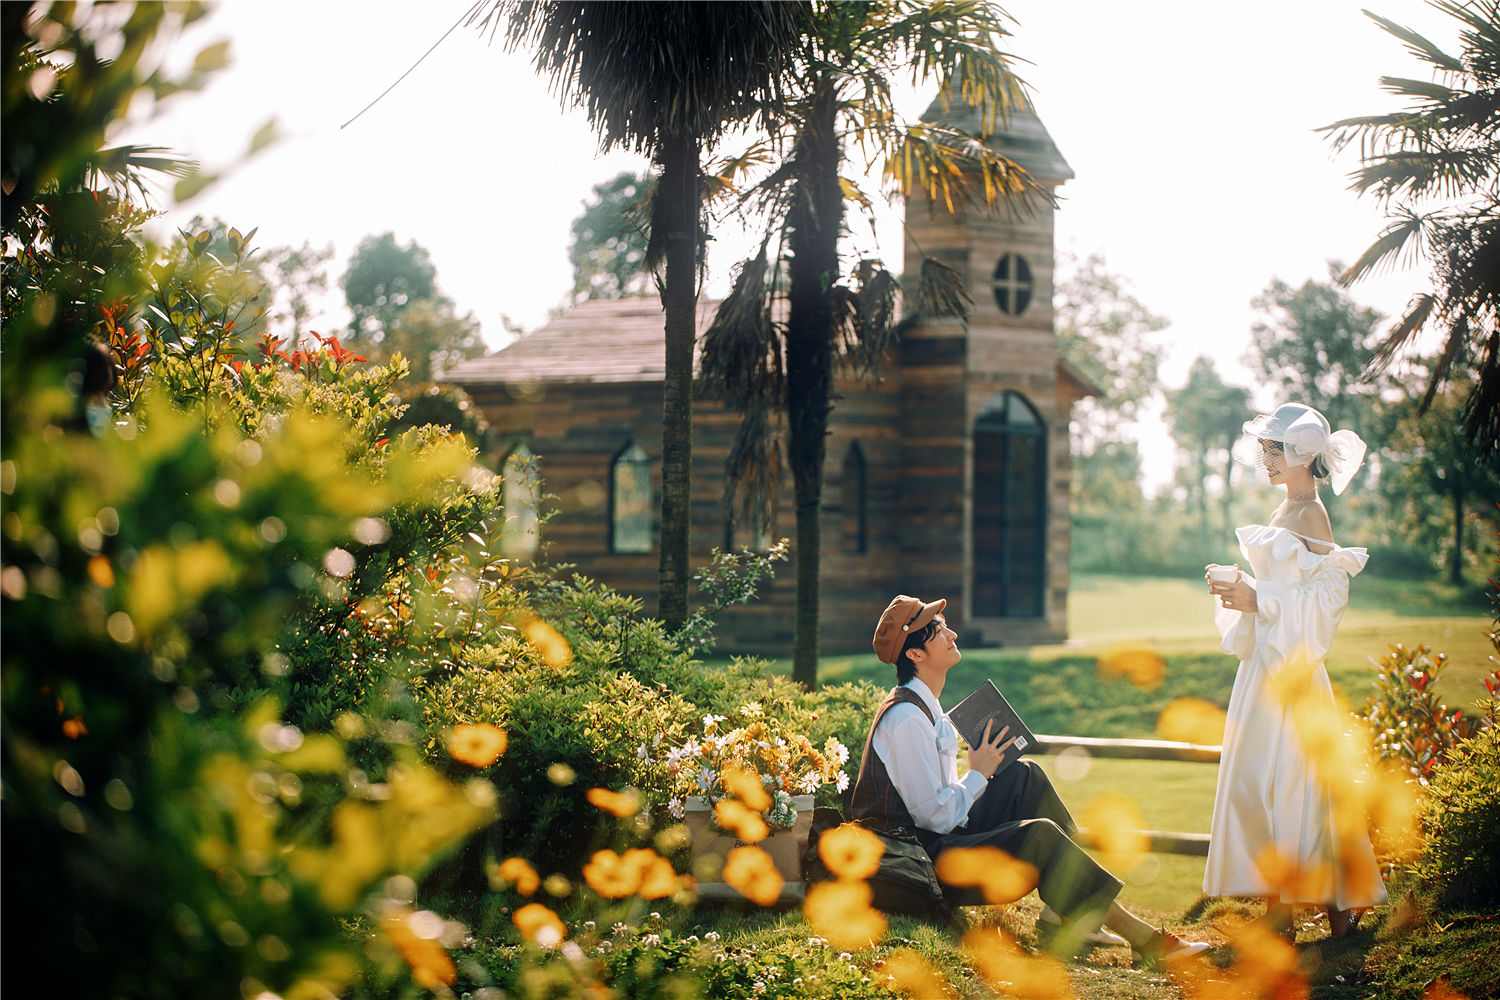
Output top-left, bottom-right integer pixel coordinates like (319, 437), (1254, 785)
(923, 759), (1123, 921)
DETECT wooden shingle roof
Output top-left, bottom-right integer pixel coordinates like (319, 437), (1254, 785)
(441, 297), (720, 385)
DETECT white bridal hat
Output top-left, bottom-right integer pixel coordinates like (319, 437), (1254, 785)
(1239, 402), (1368, 495)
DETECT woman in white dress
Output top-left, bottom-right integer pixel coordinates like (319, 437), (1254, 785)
(1203, 403), (1388, 939)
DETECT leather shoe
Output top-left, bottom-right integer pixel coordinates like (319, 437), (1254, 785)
(1131, 929), (1211, 968)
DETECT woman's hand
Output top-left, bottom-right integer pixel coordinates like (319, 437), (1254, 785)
(1206, 564), (1258, 614)
(965, 719), (1018, 780)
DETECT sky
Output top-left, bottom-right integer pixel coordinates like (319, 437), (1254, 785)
(120, 0), (1458, 491)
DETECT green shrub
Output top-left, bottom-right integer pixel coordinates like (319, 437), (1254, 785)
(1413, 725), (1500, 909)
(1358, 643), (1495, 783)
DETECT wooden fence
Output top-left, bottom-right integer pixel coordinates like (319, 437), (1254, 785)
(1029, 734), (1221, 858)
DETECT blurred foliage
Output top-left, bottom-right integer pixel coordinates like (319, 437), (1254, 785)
(569, 170), (652, 301)
(1245, 261), (1382, 449)
(1165, 355), (1252, 546)
(342, 231), (485, 382)
(386, 381), (493, 456)
(1054, 250), (1168, 454)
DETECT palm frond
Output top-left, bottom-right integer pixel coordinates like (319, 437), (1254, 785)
(1341, 207), (1428, 283)
(1365, 9), (1466, 74)
(850, 258), (900, 374)
(888, 123), (1048, 217)
(723, 395), (782, 536)
(704, 143), (776, 203)
(495, 1), (805, 152)
(1378, 75), (1464, 104)
(1462, 328), (1499, 461)
(699, 243), (782, 407)
(1420, 313), (1471, 412)
(912, 256), (972, 326)
(1365, 292), (1438, 376)
(83, 145), (199, 203)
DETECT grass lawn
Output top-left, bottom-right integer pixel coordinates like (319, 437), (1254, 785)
(807, 573), (1494, 713)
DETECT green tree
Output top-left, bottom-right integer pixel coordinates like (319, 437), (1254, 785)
(1245, 262), (1382, 446)
(569, 170), (651, 301)
(342, 231), (438, 343)
(491, 1), (805, 632)
(1386, 372), (1500, 585)
(1321, 2), (1500, 462)
(341, 232), (484, 384)
(1055, 251), (1169, 453)
(259, 239), (335, 344)
(701, 0), (1040, 688)
(1166, 356), (1252, 543)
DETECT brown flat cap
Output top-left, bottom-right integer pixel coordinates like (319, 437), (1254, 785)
(873, 595), (947, 665)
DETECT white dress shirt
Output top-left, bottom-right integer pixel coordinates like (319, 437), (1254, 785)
(871, 677), (988, 835)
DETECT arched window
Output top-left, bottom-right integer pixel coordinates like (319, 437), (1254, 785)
(842, 441), (867, 554)
(972, 392), (1046, 617)
(610, 441), (652, 553)
(500, 443), (540, 559)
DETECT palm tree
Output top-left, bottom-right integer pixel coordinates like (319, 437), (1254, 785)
(1321, 1), (1500, 463)
(481, 1), (804, 630)
(700, 0), (1045, 689)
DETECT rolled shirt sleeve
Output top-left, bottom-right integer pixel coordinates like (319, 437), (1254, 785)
(871, 693), (987, 835)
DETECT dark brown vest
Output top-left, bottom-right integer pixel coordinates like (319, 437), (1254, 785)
(851, 687), (936, 841)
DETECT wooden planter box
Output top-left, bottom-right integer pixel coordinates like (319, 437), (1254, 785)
(684, 795), (813, 904)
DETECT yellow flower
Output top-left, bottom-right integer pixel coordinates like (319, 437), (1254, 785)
(636, 853), (680, 901)
(714, 798), (769, 844)
(721, 765), (771, 812)
(962, 927), (1073, 999)
(722, 846), (783, 907)
(804, 879), (886, 951)
(817, 823), (884, 881)
(583, 849), (640, 898)
(498, 857), (539, 896)
(513, 902), (566, 946)
(585, 786), (641, 818)
(447, 723), (507, 768)
(878, 948), (953, 999)
(934, 846), (1039, 906)
(1096, 647), (1166, 691)
(381, 910), (457, 990)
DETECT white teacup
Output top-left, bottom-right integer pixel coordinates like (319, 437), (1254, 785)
(1207, 566), (1239, 584)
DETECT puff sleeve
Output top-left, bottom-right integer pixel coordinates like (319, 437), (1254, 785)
(1214, 570), (1258, 661)
(1247, 539), (1367, 678)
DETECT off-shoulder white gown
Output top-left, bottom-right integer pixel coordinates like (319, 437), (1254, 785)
(1202, 524), (1389, 909)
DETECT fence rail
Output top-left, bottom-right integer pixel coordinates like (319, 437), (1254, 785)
(1028, 734), (1221, 856)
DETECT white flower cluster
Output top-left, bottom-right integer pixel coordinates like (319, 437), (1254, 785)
(764, 789), (796, 829)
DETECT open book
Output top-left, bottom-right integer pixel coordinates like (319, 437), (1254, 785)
(947, 680), (1037, 777)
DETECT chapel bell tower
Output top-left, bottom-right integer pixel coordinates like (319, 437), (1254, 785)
(897, 93), (1087, 647)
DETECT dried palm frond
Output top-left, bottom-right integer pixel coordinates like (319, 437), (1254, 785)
(888, 123), (1050, 218)
(832, 259), (901, 376)
(723, 395), (782, 537)
(699, 243), (782, 407)
(913, 256), (973, 326)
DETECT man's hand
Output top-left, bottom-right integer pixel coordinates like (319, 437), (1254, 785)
(966, 719), (1018, 781)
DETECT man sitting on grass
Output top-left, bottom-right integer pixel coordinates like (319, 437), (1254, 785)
(853, 594), (1210, 965)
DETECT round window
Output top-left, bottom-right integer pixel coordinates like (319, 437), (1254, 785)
(992, 253), (1034, 316)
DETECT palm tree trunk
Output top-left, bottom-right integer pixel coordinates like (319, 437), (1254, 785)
(784, 87), (842, 691)
(657, 131), (699, 632)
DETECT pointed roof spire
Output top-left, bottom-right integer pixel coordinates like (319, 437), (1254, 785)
(921, 83), (1073, 183)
